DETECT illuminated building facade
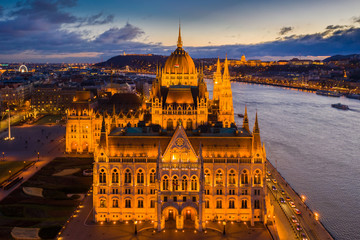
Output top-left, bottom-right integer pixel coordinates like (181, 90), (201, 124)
(88, 27), (268, 231)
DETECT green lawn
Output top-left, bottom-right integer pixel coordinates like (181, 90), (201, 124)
(0, 157), (93, 239)
(0, 161), (33, 185)
(34, 115), (63, 125)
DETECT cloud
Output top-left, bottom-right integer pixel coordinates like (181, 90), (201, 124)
(354, 17), (360, 24)
(279, 26), (293, 35)
(85, 13), (114, 25)
(326, 25), (346, 30)
(95, 23), (145, 44)
(185, 25), (360, 59)
(1, 2), (360, 63)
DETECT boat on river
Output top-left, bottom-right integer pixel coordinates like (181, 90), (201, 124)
(331, 103), (349, 110)
(237, 113), (244, 118)
(316, 90), (341, 97)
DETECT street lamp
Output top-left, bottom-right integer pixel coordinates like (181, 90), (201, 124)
(37, 152), (40, 162)
(134, 220), (138, 235)
(2, 152), (4, 161)
(314, 212), (319, 221)
(301, 195), (306, 202)
(222, 220), (226, 235)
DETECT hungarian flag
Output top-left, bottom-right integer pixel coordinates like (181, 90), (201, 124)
(174, 64), (179, 68)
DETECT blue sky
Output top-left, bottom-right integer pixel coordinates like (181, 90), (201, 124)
(1, 0), (360, 62)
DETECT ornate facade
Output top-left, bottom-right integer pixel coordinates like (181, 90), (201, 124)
(66, 26), (268, 230)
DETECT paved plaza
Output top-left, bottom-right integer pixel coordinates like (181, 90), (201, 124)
(60, 193), (272, 240)
(0, 124), (65, 201)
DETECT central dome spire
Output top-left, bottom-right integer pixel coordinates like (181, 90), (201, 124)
(177, 22), (183, 48)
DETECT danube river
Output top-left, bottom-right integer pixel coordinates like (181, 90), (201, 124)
(208, 81), (360, 240)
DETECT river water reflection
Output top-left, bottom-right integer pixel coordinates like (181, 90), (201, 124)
(207, 81), (360, 240)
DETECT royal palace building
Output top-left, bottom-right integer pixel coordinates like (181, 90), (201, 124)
(66, 26), (269, 231)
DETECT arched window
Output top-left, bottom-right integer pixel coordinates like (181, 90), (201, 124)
(99, 169), (106, 183)
(229, 200), (235, 209)
(137, 169), (144, 184)
(241, 170), (249, 184)
(228, 170), (236, 185)
(215, 169), (223, 185)
(191, 176), (198, 191)
(100, 198), (106, 208)
(163, 176), (169, 190)
(204, 169), (211, 185)
(167, 119), (173, 130)
(254, 170), (261, 184)
(124, 169), (131, 184)
(182, 176), (188, 191)
(216, 200), (222, 209)
(112, 199), (118, 208)
(112, 169), (119, 183)
(172, 176), (179, 191)
(241, 199), (248, 209)
(149, 169), (156, 183)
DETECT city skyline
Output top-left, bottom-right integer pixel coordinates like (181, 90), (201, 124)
(1, 0), (360, 62)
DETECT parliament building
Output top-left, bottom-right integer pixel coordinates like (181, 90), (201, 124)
(66, 26), (269, 231)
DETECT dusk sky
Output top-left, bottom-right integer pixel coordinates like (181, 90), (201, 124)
(1, 0), (360, 62)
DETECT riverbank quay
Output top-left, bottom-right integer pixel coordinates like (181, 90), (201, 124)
(232, 79), (319, 92)
(232, 78), (360, 96)
(266, 159), (334, 240)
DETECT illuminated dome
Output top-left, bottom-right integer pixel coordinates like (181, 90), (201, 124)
(163, 27), (196, 75)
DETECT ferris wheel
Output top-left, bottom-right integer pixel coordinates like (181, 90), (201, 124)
(19, 65), (28, 73)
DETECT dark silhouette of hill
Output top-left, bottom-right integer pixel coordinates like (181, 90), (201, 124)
(95, 54), (218, 70)
(323, 54), (360, 62)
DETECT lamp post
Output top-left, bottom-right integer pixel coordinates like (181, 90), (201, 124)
(37, 152), (40, 162)
(222, 220), (226, 235)
(2, 152), (4, 161)
(134, 220), (138, 235)
(301, 195), (306, 202)
(314, 212), (319, 221)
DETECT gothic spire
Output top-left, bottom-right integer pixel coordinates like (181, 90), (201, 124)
(177, 22), (182, 48)
(216, 57), (221, 75)
(253, 111), (260, 133)
(99, 114), (107, 147)
(223, 53), (229, 77)
(243, 105), (249, 132)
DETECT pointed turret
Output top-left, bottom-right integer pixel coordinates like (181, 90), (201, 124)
(213, 57), (222, 101)
(223, 54), (230, 78)
(99, 115), (107, 148)
(253, 112), (259, 134)
(243, 105), (249, 132)
(216, 57), (221, 75)
(252, 112), (261, 153)
(177, 22), (183, 48)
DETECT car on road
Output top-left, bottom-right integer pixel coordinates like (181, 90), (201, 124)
(301, 232), (308, 240)
(291, 215), (298, 223)
(279, 197), (285, 203)
(289, 201), (296, 208)
(286, 196), (291, 201)
(294, 208), (301, 215)
(272, 185), (277, 191)
(267, 170), (271, 176)
(266, 178), (271, 182)
(281, 189), (285, 195)
(272, 179), (277, 184)
(295, 223), (302, 231)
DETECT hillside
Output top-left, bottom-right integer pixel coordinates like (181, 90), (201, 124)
(96, 54), (218, 71)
